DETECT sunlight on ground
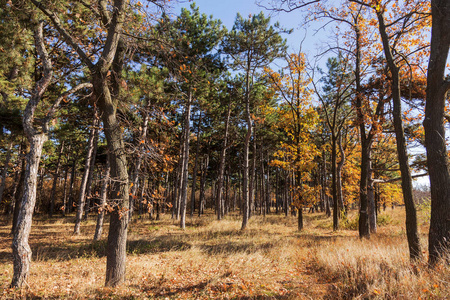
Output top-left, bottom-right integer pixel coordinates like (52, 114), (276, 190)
(0, 208), (448, 299)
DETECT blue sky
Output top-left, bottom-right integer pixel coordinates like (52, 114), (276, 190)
(169, 0), (324, 57)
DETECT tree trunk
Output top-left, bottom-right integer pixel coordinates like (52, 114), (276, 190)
(261, 152), (266, 217)
(11, 153), (26, 235)
(331, 134), (339, 230)
(0, 141), (13, 206)
(322, 150), (331, 217)
(241, 71), (252, 230)
(216, 103), (231, 220)
(96, 38), (130, 286)
(6, 146), (21, 216)
(190, 112), (202, 217)
(377, 11), (421, 259)
(74, 121), (98, 235)
(249, 134), (257, 218)
(180, 93), (192, 230)
(298, 206), (303, 231)
(368, 162), (376, 233)
(424, 0), (450, 265)
(174, 143), (183, 220)
(67, 158), (77, 215)
(61, 158), (70, 217)
(11, 22), (53, 288)
(11, 134), (47, 287)
(266, 153), (271, 215)
(35, 167), (45, 214)
(198, 145), (210, 217)
(84, 127), (99, 220)
(355, 25), (370, 239)
(94, 159), (110, 241)
(129, 106), (149, 221)
(49, 141), (64, 218)
(337, 133), (345, 215)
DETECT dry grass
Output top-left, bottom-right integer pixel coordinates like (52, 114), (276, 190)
(0, 208), (448, 299)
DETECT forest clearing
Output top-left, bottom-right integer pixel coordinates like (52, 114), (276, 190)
(1, 0), (450, 297)
(1, 207), (448, 299)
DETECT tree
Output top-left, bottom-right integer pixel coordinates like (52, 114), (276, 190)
(308, 1), (385, 238)
(314, 54), (354, 230)
(154, 4), (225, 228)
(29, 0), (167, 286)
(266, 52), (319, 230)
(424, 0), (450, 265)
(222, 12), (289, 230)
(9, 18), (91, 287)
(350, 0), (429, 260)
(74, 116), (99, 235)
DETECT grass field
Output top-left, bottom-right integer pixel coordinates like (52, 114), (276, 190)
(0, 208), (448, 299)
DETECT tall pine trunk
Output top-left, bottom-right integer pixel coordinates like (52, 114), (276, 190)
(94, 159), (110, 241)
(331, 134), (339, 230)
(129, 106), (149, 221)
(368, 161), (377, 233)
(11, 148), (26, 234)
(6, 143), (23, 216)
(241, 71), (252, 230)
(355, 25), (370, 239)
(377, 11), (421, 259)
(49, 141), (64, 218)
(424, 0), (450, 265)
(180, 93), (191, 230)
(96, 37), (130, 286)
(84, 127), (99, 220)
(217, 103), (231, 220)
(190, 112), (202, 217)
(337, 133), (345, 215)
(74, 120), (98, 235)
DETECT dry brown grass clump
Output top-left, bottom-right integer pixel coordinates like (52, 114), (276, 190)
(310, 236), (449, 299)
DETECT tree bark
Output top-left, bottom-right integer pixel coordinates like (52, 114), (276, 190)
(331, 134), (339, 230)
(98, 34), (130, 286)
(424, 0), (450, 265)
(180, 92), (192, 230)
(11, 151), (26, 234)
(198, 152), (209, 217)
(190, 112), (202, 217)
(241, 69), (252, 230)
(94, 159), (110, 241)
(376, 10), (421, 259)
(217, 103), (231, 220)
(6, 146), (21, 216)
(368, 161), (377, 233)
(354, 24), (370, 239)
(322, 150), (331, 217)
(129, 105), (149, 221)
(249, 134), (257, 218)
(67, 158), (77, 214)
(74, 121), (98, 235)
(61, 154), (70, 217)
(84, 127), (99, 220)
(11, 22), (53, 288)
(49, 141), (64, 218)
(11, 134), (47, 287)
(337, 133), (345, 215)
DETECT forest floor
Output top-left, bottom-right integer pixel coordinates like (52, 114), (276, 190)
(0, 207), (448, 299)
